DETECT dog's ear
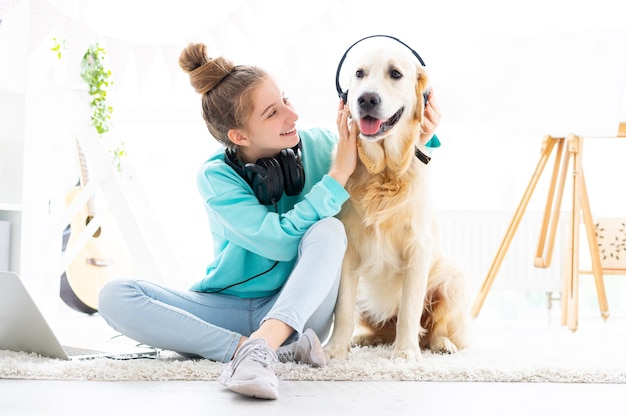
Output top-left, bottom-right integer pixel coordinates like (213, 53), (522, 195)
(414, 67), (430, 122)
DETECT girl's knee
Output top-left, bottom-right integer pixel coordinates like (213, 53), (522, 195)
(309, 217), (346, 246)
(98, 279), (133, 318)
(99, 278), (122, 303)
(299, 217), (348, 263)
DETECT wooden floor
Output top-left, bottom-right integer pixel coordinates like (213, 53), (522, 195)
(2, 378), (626, 415)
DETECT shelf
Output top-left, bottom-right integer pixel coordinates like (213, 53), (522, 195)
(0, 203), (22, 212)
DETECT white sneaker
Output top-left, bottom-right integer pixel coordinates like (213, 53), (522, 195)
(276, 328), (327, 368)
(219, 338), (279, 400)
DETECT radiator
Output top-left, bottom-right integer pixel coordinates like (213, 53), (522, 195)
(437, 209), (564, 294)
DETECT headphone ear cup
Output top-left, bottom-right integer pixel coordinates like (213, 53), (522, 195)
(227, 142), (304, 205)
(247, 157), (284, 205)
(278, 148), (305, 196)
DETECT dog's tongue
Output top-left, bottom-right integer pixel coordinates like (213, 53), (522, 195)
(360, 117), (382, 135)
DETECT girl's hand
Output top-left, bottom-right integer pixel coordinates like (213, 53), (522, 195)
(329, 101), (358, 186)
(420, 88), (441, 144)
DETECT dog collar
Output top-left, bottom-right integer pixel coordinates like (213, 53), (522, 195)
(415, 147), (431, 165)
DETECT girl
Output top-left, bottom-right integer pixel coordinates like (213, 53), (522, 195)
(98, 42), (441, 400)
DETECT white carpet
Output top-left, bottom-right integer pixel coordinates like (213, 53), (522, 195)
(2, 317), (626, 383)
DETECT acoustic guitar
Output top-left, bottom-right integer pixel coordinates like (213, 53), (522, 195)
(60, 141), (131, 313)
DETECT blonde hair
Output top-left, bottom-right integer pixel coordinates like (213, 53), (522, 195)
(179, 43), (268, 149)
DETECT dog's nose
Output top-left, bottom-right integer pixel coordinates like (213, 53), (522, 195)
(357, 92), (381, 112)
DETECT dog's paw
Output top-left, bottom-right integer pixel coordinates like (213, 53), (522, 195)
(429, 336), (459, 354)
(391, 346), (423, 362)
(352, 333), (385, 347)
(324, 344), (351, 360)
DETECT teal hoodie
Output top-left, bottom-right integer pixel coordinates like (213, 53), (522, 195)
(192, 127), (349, 297)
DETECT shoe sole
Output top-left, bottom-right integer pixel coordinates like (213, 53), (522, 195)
(226, 380), (279, 400)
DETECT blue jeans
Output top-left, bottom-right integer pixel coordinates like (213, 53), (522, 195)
(98, 217), (345, 363)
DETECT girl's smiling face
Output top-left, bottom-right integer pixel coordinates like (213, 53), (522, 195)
(229, 77), (299, 163)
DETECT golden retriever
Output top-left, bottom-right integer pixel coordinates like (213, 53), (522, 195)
(325, 44), (469, 361)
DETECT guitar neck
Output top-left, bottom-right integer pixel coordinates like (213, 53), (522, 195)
(76, 141), (97, 217)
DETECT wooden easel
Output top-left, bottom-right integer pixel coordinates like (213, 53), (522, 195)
(470, 134), (608, 331)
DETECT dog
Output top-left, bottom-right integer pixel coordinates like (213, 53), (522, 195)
(325, 44), (469, 361)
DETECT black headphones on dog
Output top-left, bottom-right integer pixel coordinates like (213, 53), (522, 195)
(224, 141), (305, 206)
(335, 34), (429, 106)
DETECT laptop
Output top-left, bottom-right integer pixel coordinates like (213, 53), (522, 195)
(0, 271), (159, 360)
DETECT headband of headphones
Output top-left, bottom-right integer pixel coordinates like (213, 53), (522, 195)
(335, 34), (427, 104)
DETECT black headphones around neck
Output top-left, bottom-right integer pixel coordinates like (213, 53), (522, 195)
(335, 34), (429, 106)
(224, 141), (305, 206)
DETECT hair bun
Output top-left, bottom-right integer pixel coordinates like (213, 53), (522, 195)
(179, 43), (234, 95)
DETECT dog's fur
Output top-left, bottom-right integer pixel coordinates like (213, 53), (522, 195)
(325, 46), (469, 361)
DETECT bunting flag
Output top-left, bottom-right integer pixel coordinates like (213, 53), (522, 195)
(132, 43), (160, 91)
(160, 42), (186, 90)
(104, 36), (132, 89)
(0, 0), (23, 20)
(26, 0), (62, 54)
(227, 5), (256, 47)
